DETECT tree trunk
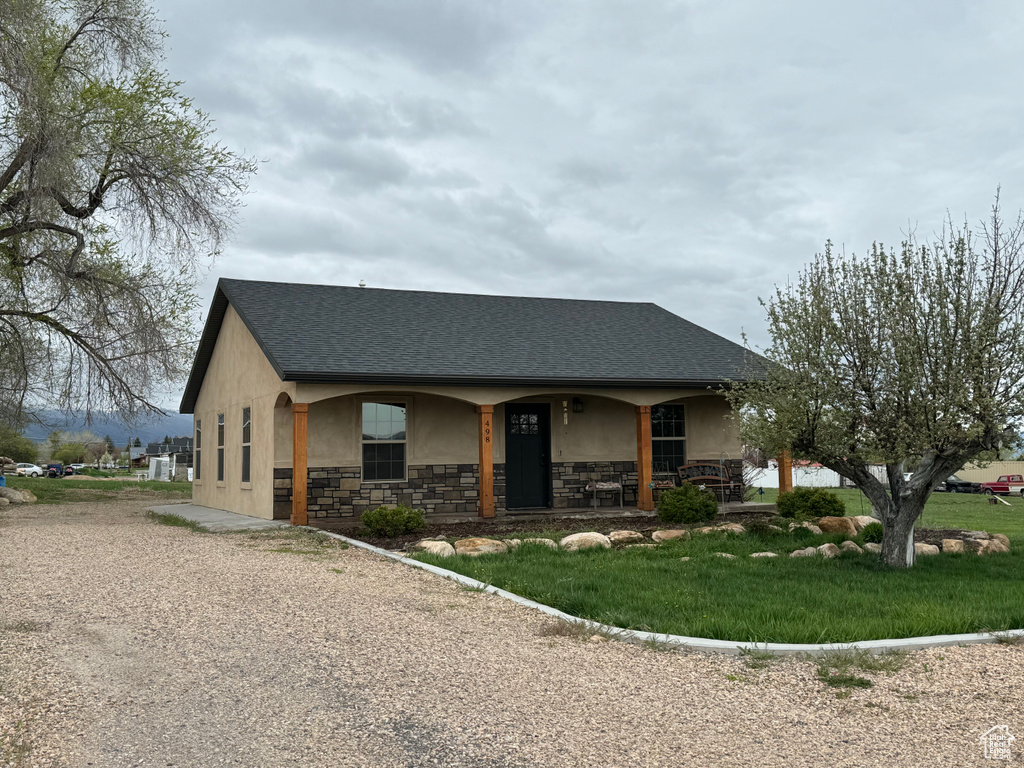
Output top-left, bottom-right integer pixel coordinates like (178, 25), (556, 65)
(880, 510), (917, 568)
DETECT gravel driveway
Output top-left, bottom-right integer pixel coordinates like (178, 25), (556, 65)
(2, 501), (1022, 767)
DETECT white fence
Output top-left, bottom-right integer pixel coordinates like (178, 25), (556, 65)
(744, 463), (888, 490)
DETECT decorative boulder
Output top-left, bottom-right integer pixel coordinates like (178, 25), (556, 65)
(608, 530), (645, 545)
(788, 522), (823, 535)
(716, 523), (746, 535)
(850, 515), (877, 533)
(520, 538), (559, 549)
(963, 530), (990, 540)
(454, 538), (508, 556)
(992, 534), (1011, 551)
(979, 539), (1010, 555)
(914, 543), (940, 556)
(559, 532), (612, 551)
(750, 551), (778, 558)
(790, 546), (817, 558)
(941, 539), (966, 554)
(817, 542), (842, 558)
(817, 516), (857, 537)
(652, 530), (690, 543)
(0, 496), (9, 506)
(502, 539), (521, 550)
(0, 487), (31, 504)
(839, 540), (863, 554)
(412, 540), (456, 558)
(863, 542), (882, 554)
(714, 552), (737, 559)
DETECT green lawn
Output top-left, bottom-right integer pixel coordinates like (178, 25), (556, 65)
(756, 487), (1024, 539)
(416, 531), (1024, 643)
(4, 476), (192, 504)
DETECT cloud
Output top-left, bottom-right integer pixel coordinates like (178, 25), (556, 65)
(157, 0), (1024, 353)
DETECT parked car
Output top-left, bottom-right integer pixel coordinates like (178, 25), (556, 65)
(938, 475), (982, 493)
(979, 474), (1024, 496)
(16, 463), (43, 477)
(46, 463), (64, 478)
(70, 463), (85, 470)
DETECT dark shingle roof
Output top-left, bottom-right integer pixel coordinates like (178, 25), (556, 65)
(179, 279), (761, 413)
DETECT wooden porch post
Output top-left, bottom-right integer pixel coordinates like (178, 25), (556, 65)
(635, 405), (654, 512)
(477, 405), (495, 518)
(778, 450), (793, 494)
(291, 403), (309, 526)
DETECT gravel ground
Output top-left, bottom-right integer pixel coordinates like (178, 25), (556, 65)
(1, 501), (1022, 767)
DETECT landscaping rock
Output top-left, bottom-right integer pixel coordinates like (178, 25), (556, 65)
(817, 516), (857, 536)
(454, 537), (508, 556)
(992, 534), (1011, 551)
(850, 515), (877, 533)
(817, 543), (841, 558)
(767, 525), (785, 532)
(0, 496), (9, 506)
(626, 543), (657, 549)
(679, 556), (691, 562)
(520, 538), (559, 549)
(716, 523), (746, 535)
(863, 542), (882, 554)
(979, 539), (1010, 555)
(788, 522), (823, 535)
(652, 530), (690, 543)
(714, 552), (737, 559)
(0, 487), (31, 504)
(608, 530), (645, 545)
(839, 540), (863, 554)
(503, 539), (521, 550)
(589, 634), (608, 643)
(914, 543), (940, 556)
(789, 547), (817, 558)
(964, 530), (990, 540)
(941, 539), (966, 554)
(750, 551), (778, 558)
(412, 540), (456, 558)
(559, 532), (612, 551)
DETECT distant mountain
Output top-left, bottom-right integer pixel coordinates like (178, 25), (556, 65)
(21, 410), (193, 446)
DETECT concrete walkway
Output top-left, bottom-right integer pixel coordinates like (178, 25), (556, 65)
(147, 503), (290, 531)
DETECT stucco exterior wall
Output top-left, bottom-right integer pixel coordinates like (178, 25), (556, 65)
(191, 305), (290, 519)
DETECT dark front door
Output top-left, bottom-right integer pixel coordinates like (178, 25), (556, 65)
(505, 404), (551, 509)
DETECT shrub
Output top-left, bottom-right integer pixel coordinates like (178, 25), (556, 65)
(776, 487), (845, 520)
(656, 483), (718, 524)
(360, 505), (425, 537)
(860, 522), (884, 543)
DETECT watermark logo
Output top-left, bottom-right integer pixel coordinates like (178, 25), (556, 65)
(980, 726), (1015, 761)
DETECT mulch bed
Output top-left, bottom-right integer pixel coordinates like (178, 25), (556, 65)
(318, 511), (780, 550)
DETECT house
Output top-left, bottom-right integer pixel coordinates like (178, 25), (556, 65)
(179, 279), (757, 523)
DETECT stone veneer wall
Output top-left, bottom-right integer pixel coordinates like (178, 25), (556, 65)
(551, 461), (638, 508)
(274, 464), (488, 519)
(271, 458), (745, 518)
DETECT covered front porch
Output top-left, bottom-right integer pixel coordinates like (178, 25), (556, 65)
(273, 384), (746, 525)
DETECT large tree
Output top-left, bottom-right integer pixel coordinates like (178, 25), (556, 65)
(0, 0), (255, 425)
(729, 197), (1024, 567)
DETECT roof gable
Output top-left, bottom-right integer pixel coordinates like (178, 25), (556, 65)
(179, 279), (760, 413)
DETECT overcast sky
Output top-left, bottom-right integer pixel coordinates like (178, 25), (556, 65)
(157, 0), (1024, 351)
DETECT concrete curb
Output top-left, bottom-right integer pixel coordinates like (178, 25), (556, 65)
(319, 530), (1024, 657)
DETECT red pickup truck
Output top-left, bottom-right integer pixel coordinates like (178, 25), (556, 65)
(979, 474), (1024, 496)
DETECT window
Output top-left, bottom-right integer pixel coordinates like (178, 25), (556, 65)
(361, 401), (406, 481)
(651, 404), (686, 473)
(195, 419), (202, 481)
(217, 413), (225, 482)
(241, 407), (251, 484)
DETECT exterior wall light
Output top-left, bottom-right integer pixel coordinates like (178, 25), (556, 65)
(572, 397), (584, 413)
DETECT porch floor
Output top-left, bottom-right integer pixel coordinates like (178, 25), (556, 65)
(308, 501), (777, 531)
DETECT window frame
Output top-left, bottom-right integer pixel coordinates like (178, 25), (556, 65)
(360, 399), (408, 483)
(217, 413), (225, 483)
(651, 403), (686, 474)
(241, 406), (252, 486)
(194, 418), (202, 482)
